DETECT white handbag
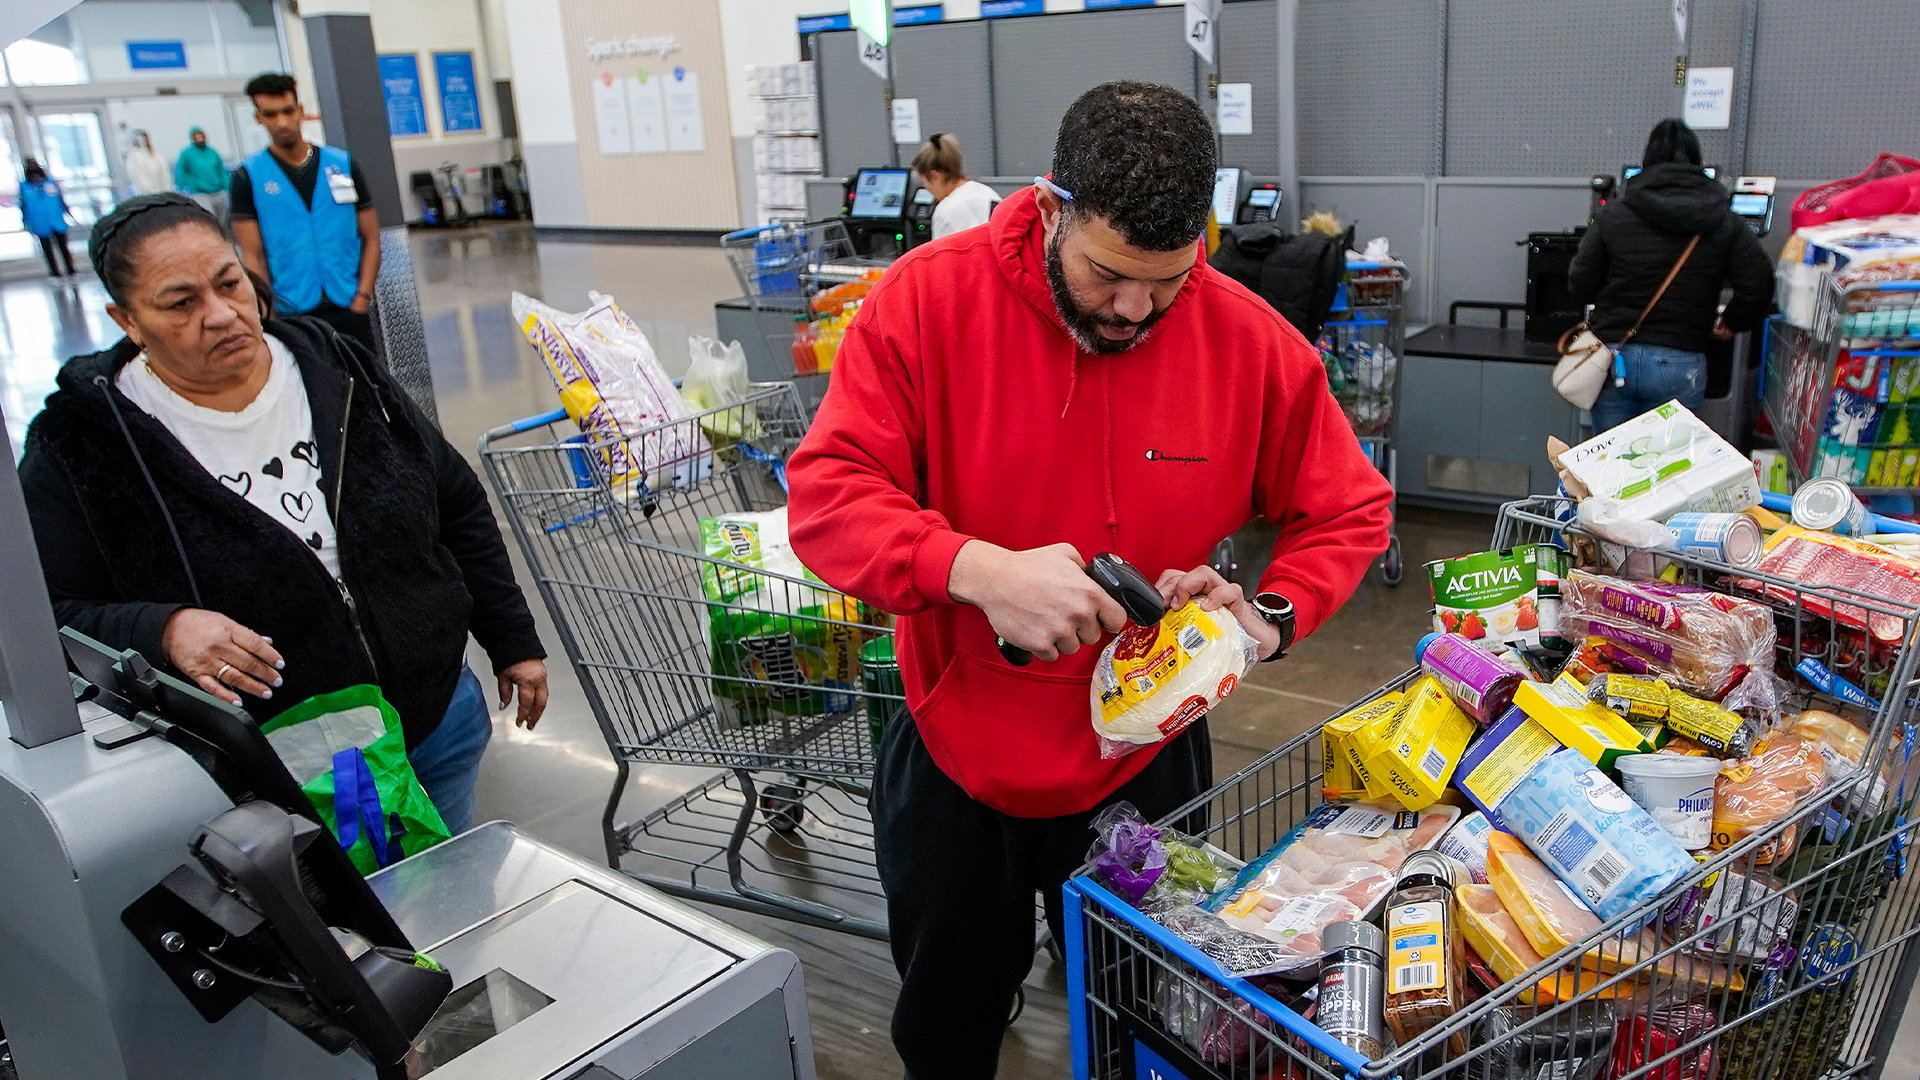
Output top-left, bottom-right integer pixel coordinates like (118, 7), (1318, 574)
(1552, 235), (1701, 410)
(1552, 326), (1614, 410)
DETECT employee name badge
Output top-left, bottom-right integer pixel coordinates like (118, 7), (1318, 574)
(327, 168), (358, 205)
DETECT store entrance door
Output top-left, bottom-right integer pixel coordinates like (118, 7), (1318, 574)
(0, 113), (32, 264)
(30, 110), (115, 231)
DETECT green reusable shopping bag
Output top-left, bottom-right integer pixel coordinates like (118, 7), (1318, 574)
(259, 684), (452, 875)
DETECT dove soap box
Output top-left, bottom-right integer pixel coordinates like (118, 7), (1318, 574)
(1557, 401), (1761, 522)
(1515, 673), (1656, 771)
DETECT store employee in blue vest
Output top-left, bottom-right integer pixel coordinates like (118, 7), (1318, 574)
(229, 72), (382, 350)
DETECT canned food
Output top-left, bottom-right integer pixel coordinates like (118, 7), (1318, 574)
(1665, 511), (1763, 567)
(1792, 477), (1871, 536)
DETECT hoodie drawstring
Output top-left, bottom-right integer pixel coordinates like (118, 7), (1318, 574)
(1060, 353), (1079, 420)
(1101, 364), (1118, 544)
(94, 374), (204, 607)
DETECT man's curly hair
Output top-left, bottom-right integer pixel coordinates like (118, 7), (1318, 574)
(1049, 81), (1217, 252)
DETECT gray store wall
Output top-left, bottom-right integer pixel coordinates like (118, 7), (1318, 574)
(818, 21), (995, 179)
(816, 2), (1286, 183)
(988, 7), (1199, 177)
(813, 0), (1918, 327)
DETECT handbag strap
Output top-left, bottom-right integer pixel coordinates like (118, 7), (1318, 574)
(1619, 234), (1701, 346)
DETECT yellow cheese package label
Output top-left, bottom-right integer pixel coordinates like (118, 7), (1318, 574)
(1092, 603), (1260, 759)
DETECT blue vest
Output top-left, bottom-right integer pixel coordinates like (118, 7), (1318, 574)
(247, 144), (361, 313)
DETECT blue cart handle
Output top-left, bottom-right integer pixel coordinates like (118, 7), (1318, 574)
(1071, 877), (1377, 1078)
(484, 409), (569, 440)
(723, 224), (783, 242)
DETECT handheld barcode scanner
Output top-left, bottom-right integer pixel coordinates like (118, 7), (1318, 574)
(999, 552), (1167, 666)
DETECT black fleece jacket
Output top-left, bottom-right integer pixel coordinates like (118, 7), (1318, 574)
(1568, 163), (1776, 354)
(19, 316), (544, 747)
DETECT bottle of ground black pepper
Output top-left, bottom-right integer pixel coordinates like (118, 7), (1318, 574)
(1315, 919), (1387, 1068)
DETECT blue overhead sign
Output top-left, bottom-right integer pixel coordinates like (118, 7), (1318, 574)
(980, 0), (1043, 15)
(800, 6), (940, 33)
(127, 41), (187, 69)
(433, 51), (483, 133)
(378, 53), (429, 138)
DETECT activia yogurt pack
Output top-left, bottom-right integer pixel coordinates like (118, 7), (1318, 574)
(1426, 544), (1568, 651)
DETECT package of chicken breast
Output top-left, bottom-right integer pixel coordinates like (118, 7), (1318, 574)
(1204, 799), (1459, 975)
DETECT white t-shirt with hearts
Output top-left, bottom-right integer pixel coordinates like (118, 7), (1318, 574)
(117, 334), (342, 581)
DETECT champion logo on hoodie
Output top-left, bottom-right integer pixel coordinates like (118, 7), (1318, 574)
(1144, 449), (1208, 464)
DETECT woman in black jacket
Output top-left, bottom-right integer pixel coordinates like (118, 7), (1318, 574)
(18, 193), (547, 832)
(1569, 119), (1775, 432)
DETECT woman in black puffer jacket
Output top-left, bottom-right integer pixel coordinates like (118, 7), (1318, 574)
(1569, 119), (1775, 432)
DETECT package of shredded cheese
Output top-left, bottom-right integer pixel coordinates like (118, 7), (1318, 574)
(1091, 603), (1259, 759)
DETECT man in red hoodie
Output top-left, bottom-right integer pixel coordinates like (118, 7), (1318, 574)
(788, 82), (1392, 1078)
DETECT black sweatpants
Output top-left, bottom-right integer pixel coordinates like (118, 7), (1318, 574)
(873, 709), (1212, 1080)
(38, 233), (75, 277)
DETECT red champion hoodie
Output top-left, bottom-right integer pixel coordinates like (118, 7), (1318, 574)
(788, 187), (1394, 818)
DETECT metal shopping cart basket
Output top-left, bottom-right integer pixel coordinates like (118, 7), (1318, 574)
(720, 219), (887, 385)
(1325, 259), (1408, 585)
(1065, 494), (1920, 1080)
(478, 383), (893, 939)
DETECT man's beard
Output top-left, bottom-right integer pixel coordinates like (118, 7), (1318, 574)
(1045, 230), (1171, 355)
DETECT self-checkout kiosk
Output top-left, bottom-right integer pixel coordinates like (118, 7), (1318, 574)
(0, 407), (815, 1080)
(1212, 168), (1282, 227)
(840, 168), (923, 258)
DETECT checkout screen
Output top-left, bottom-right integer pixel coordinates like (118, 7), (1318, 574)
(1731, 192), (1771, 216)
(850, 170), (911, 218)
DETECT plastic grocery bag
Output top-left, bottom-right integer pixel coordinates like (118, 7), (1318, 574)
(683, 335), (755, 440)
(699, 507), (863, 722)
(1091, 603), (1259, 759)
(512, 291), (706, 496)
(260, 684), (452, 875)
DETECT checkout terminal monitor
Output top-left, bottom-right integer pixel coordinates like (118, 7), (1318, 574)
(1622, 165), (1719, 181)
(850, 169), (912, 218)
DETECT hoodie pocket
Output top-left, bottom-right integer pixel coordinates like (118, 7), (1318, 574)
(911, 646), (1155, 818)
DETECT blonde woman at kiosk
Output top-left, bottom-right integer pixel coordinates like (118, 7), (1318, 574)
(911, 133), (999, 239)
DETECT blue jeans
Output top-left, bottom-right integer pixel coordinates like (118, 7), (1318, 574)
(1588, 344), (1708, 433)
(407, 666), (492, 833)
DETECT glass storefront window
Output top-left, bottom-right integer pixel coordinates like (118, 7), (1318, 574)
(219, 0), (284, 79)
(29, 113), (116, 228)
(2, 17), (90, 86)
(75, 1), (222, 81)
(1, 1), (284, 87)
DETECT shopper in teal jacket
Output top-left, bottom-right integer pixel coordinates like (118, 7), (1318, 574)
(174, 127), (229, 216)
(18, 160), (76, 278)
